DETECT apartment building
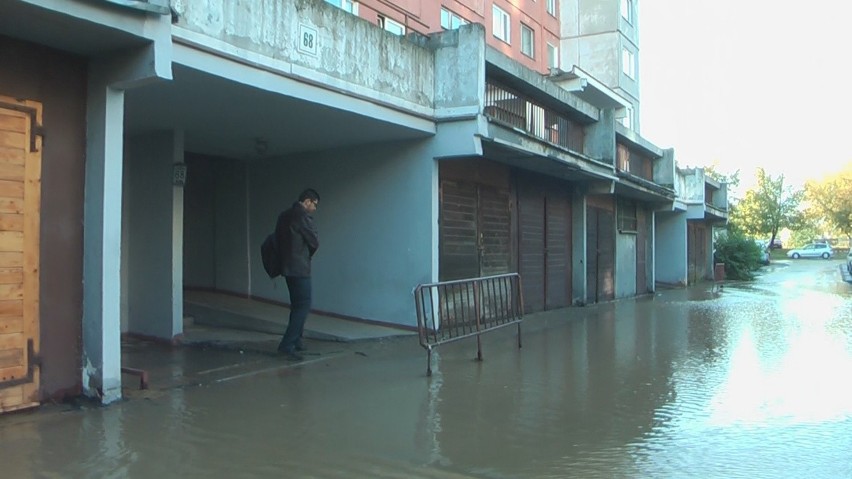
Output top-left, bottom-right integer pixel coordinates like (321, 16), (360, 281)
(327, 0), (561, 74)
(328, 0), (638, 128)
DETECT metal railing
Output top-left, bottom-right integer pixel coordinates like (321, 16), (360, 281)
(413, 273), (523, 375)
(484, 82), (584, 152)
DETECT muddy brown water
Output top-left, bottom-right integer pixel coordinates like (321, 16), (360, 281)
(1, 259), (851, 478)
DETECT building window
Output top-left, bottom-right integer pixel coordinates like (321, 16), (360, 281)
(547, 43), (559, 69)
(441, 7), (468, 30)
(521, 24), (535, 58)
(622, 48), (635, 78)
(492, 5), (510, 43)
(378, 16), (405, 35)
(547, 0), (557, 16)
(325, 0), (358, 14)
(620, 0), (633, 23)
(618, 199), (638, 233)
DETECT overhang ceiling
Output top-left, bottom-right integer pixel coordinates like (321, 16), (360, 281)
(0, 1), (149, 56)
(124, 64), (433, 159)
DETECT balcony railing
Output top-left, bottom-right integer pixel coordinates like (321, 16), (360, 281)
(484, 82), (584, 152)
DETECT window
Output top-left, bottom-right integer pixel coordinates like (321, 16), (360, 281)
(521, 24), (535, 58)
(547, 43), (559, 69)
(547, 0), (557, 16)
(617, 199), (638, 233)
(492, 5), (510, 43)
(325, 0), (358, 14)
(620, 0), (633, 23)
(378, 16), (405, 35)
(441, 7), (468, 30)
(622, 48), (635, 78)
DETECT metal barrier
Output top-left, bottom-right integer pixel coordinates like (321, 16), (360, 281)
(413, 273), (523, 375)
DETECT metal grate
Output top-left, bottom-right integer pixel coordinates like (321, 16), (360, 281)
(414, 273), (523, 375)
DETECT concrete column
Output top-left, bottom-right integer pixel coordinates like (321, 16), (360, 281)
(82, 76), (125, 403)
(584, 108), (616, 165)
(125, 131), (185, 340)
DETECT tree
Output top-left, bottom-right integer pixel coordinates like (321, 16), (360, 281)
(704, 162), (741, 189)
(804, 163), (852, 241)
(729, 168), (803, 245)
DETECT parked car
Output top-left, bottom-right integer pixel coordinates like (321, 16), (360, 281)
(755, 240), (770, 265)
(768, 238), (783, 249)
(786, 243), (833, 259)
(847, 247), (852, 274)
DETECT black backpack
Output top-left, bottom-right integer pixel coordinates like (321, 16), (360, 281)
(260, 233), (281, 278)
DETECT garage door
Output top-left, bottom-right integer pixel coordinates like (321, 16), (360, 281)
(518, 174), (572, 313)
(0, 96), (42, 413)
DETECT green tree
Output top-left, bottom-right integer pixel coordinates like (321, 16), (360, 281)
(729, 168), (803, 245)
(804, 163), (852, 241)
(704, 162), (741, 189)
(713, 229), (762, 280)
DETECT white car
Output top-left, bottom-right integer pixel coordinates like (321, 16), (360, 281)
(786, 243), (833, 259)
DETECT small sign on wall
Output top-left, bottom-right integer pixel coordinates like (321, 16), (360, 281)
(298, 24), (318, 56)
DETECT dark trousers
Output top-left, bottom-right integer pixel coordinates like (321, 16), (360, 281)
(278, 276), (311, 352)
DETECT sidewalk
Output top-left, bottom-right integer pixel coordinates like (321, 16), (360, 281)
(111, 291), (419, 396)
(182, 290), (414, 347)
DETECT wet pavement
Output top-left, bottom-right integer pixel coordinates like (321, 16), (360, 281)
(1, 258), (851, 478)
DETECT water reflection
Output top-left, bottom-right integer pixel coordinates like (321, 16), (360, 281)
(1, 265), (851, 478)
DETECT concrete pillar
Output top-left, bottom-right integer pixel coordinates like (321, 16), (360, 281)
(583, 108), (616, 165)
(82, 75), (125, 403)
(125, 131), (185, 340)
(81, 42), (172, 404)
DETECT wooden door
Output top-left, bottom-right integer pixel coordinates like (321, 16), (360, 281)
(439, 180), (511, 281)
(636, 206), (647, 294)
(439, 180), (479, 281)
(544, 192), (571, 310)
(518, 181), (545, 313)
(518, 176), (572, 313)
(0, 96), (41, 413)
(587, 203), (615, 304)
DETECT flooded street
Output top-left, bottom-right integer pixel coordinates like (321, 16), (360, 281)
(2, 259), (851, 478)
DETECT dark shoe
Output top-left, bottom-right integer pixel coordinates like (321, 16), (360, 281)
(295, 343), (306, 352)
(279, 349), (304, 361)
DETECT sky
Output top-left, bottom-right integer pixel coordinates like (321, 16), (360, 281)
(639, 1), (852, 196)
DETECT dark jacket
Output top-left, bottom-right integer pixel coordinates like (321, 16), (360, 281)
(275, 202), (319, 277)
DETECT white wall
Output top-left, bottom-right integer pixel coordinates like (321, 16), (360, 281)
(183, 140), (437, 327)
(655, 211), (687, 286)
(124, 131), (184, 340)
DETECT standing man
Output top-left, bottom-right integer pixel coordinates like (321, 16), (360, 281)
(276, 188), (320, 361)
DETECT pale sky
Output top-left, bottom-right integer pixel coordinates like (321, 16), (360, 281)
(640, 1), (852, 196)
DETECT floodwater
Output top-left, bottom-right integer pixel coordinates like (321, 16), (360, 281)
(2, 259), (851, 478)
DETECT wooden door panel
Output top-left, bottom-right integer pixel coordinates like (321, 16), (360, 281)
(545, 193), (571, 309)
(518, 182), (545, 313)
(440, 180), (479, 281)
(0, 96), (42, 414)
(478, 185), (511, 277)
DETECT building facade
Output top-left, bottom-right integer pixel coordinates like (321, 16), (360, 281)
(0, 0), (725, 412)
